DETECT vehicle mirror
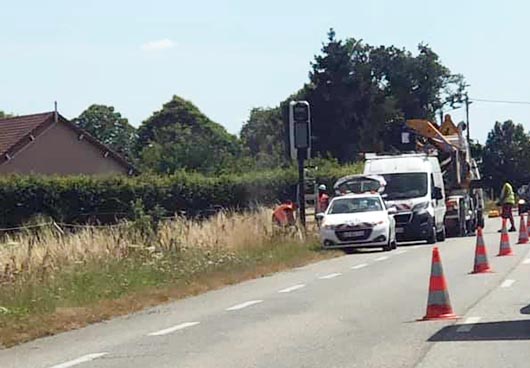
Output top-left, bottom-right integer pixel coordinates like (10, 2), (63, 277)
(316, 213), (325, 220)
(433, 187), (443, 200)
(387, 207), (397, 215)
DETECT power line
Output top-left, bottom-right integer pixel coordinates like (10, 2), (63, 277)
(470, 98), (530, 105)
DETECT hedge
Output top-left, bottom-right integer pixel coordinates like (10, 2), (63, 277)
(0, 164), (361, 228)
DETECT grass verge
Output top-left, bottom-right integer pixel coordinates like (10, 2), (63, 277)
(0, 210), (338, 347)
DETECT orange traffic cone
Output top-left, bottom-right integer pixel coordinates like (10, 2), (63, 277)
(519, 214), (529, 244)
(498, 218), (514, 256)
(471, 227), (492, 274)
(420, 247), (458, 321)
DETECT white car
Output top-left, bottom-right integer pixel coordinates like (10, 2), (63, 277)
(318, 193), (397, 251)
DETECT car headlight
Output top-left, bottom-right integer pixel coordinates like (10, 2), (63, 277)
(322, 223), (336, 230)
(372, 220), (385, 226)
(413, 201), (430, 212)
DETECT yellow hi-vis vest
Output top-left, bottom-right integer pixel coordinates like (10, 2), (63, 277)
(501, 183), (515, 205)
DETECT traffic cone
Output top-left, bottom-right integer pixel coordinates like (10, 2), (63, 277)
(470, 227), (492, 274)
(498, 218), (514, 256)
(420, 247), (458, 321)
(518, 214), (529, 244)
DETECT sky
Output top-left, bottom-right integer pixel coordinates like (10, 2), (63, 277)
(2, 0), (530, 143)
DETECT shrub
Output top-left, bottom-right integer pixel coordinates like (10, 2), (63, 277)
(0, 163), (361, 228)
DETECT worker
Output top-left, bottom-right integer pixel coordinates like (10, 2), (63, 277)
(317, 184), (330, 213)
(272, 201), (297, 227)
(497, 181), (516, 232)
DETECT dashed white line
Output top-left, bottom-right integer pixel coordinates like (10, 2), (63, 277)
(318, 272), (342, 280)
(523, 258), (530, 265)
(501, 279), (516, 288)
(226, 300), (263, 311)
(49, 353), (108, 368)
(278, 284), (306, 293)
(351, 263), (368, 270)
(394, 250), (408, 255)
(374, 256), (389, 261)
(148, 322), (200, 336)
(456, 317), (482, 333)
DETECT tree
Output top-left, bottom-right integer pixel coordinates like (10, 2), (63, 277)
(73, 105), (137, 159)
(0, 111), (13, 119)
(482, 120), (530, 192)
(239, 29), (466, 163)
(136, 95), (241, 174)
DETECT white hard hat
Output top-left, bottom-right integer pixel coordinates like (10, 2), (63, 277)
(318, 184), (327, 191)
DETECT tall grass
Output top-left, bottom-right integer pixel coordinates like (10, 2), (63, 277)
(0, 209), (327, 346)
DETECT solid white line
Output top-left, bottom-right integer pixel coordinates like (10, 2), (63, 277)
(456, 317), (482, 333)
(226, 300), (263, 311)
(351, 263), (368, 270)
(278, 284), (305, 293)
(318, 272), (342, 280)
(148, 322), (200, 336)
(374, 256), (389, 261)
(523, 258), (530, 265)
(49, 353), (108, 368)
(501, 279), (516, 288)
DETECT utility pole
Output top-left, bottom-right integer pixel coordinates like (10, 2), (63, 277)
(465, 94), (471, 143)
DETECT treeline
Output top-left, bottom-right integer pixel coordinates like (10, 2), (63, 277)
(65, 29), (466, 174)
(474, 120), (530, 193)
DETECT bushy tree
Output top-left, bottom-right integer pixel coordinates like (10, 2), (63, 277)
(74, 105), (137, 159)
(136, 96), (242, 174)
(482, 120), (530, 192)
(240, 29), (466, 163)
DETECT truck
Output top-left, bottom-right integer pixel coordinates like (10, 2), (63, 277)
(363, 114), (484, 242)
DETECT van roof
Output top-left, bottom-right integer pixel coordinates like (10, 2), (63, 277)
(364, 155), (440, 174)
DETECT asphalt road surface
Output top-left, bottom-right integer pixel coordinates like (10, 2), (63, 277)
(1, 217), (529, 368)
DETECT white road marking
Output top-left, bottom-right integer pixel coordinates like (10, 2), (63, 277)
(394, 250), (407, 255)
(226, 300), (263, 311)
(456, 317), (482, 333)
(374, 256), (389, 261)
(278, 284), (306, 293)
(318, 272), (342, 280)
(523, 258), (530, 265)
(501, 279), (516, 288)
(49, 353), (108, 368)
(148, 322), (200, 336)
(351, 263), (368, 270)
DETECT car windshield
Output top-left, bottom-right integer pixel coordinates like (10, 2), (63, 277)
(381, 173), (428, 200)
(328, 197), (383, 214)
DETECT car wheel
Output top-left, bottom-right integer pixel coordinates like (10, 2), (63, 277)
(383, 240), (393, 252)
(426, 226), (436, 244)
(436, 226), (446, 242)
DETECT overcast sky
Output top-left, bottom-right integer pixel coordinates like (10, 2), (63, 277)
(2, 0), (530, 143)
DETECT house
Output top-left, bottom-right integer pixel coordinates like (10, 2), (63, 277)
(0, 111), (135, 175)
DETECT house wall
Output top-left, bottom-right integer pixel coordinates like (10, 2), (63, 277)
(0, 121), (128, 175)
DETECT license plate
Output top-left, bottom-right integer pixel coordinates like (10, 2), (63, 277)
(396, 227), (405, 234)
(343, 231), (365, 237)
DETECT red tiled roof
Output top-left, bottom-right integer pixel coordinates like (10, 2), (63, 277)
(0, 112), (54, 155)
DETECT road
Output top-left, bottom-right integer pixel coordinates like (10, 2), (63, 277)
(1, 217), (529, 368)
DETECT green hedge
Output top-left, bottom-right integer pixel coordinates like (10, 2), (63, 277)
(0, 164), (361, 228)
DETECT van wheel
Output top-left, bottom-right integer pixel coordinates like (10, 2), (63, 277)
(426, 226), (436, 244)
(437, 226), (446, 242)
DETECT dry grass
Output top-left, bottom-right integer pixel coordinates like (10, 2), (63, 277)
(0, 209), (334, 347)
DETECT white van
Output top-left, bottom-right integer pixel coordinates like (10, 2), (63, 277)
(363, 153), (446, 243)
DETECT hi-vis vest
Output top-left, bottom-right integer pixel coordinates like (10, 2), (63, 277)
(501, 183), (515, 205)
